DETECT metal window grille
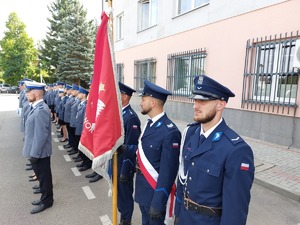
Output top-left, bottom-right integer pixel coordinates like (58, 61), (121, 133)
(167, 48), (206, 102)
(242, 31), (300, 114)
(134, 58), (156, 92)
(116, 63), (124, 83)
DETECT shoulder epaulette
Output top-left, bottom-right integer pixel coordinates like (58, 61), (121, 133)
(166, 122), (175, 129)
(223, 129), (244, 145)
(187, 122), (200, 127)
(38, 105), (44, 109)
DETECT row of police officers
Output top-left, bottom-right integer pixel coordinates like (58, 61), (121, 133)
(18, 76), (255, 225)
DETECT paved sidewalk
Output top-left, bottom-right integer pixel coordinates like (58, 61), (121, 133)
(245, 137), (300, 202)
(158, 118), (300, 202)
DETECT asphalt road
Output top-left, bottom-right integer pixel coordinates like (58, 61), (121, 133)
(0, 93), (300, 225)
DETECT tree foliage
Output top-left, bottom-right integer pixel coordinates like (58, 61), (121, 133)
(38, 0), (96, 86)
(0, 12), (38, 85)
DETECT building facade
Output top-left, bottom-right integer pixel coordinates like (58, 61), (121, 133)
(112, 0), (300, 148)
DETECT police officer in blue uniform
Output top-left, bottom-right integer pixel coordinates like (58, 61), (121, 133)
(74, 87), (92, 171)
(67, 84), (81, 156)
(63, 84), (75, 148)
(19, 78), (32, 133)
(45, 84), (55, 121)
(53, 82), (65, 125)
(57, 88), (68, 142)
(114, 82), (141, 225)
(22, 81), (54, 214)
(174, 75), (254, 225)
(135, 80), (181, 225)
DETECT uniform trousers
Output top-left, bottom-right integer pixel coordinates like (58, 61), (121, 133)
(116, 153), (134, 222)
(74, 135), (92, 167)
(32, 156), (53, 206)
(65, 123), (74, 146)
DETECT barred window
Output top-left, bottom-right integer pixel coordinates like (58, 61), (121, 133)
(242, 31), (300, 114)
(167, 49), (206, 101)
(134, 58), (156, 92)
(116, 63), (124, 83)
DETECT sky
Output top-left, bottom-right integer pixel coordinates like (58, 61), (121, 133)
(0, 0), (104, 45)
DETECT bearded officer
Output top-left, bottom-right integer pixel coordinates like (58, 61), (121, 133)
(22, 81), (54, 214)
(135, 80), (181, 225)
(174, 75), (254, 225)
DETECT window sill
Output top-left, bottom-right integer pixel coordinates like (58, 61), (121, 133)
(173, 2), (210, 19)
(242, 100), (298, 107)
(137, 24), (157, 33)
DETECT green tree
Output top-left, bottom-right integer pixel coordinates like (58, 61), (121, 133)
(38, 0), (96, 86)
(0, 12), (38, 85)
(57, 5), (96, 86)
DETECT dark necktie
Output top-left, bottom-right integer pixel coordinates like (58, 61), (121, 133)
(199, 134), (206, 145)
(146, 119), (153, 130)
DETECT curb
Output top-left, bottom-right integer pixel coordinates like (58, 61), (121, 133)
(254, 177), (300, 203)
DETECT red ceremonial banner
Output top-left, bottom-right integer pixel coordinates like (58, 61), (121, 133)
(79, 11), (124, 183)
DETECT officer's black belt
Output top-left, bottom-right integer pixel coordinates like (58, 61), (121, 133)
(184, 196), (222, 217)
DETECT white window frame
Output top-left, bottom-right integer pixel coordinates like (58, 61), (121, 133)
(116, 13), (124, 41)
(252, 42), (297, 104)
(176, 0), (209, 15)
(137, 0), (158, 31)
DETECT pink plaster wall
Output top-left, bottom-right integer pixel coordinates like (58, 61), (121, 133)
(115, 0), (300, 116)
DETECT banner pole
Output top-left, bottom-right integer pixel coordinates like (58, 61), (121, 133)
(106, 1), (118, 225)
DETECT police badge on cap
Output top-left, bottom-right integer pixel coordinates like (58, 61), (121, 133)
(190, 75), (235, 102)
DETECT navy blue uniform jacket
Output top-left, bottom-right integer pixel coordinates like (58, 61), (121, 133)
(175, 120), (254, 225)
(135, 113), (181, 212)
(119, 105), (141, 177)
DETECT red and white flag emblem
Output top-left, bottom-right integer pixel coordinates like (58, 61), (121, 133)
(240, 163), (249, 171)
(172, 143), (179, 148)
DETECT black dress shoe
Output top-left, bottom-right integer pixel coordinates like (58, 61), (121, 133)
(72, 155), (81, 160)
(74, 158), (83, 162)
(57, 135), (63, 138)
(31, 200), (41, 205)
(28, 175), (35, 178)
(30, 203), (52, 214)
(60, 138), (68, 142)
(68, 150), (78, 155)
(78, 165), (91, 172)
(63, 144), (72, 149)
(85, 171), (97, 178)
(76, 162), (85, 167)
(29, 176), (38, 182)
(119, 219), (132, 225)
(32, 185), (40, 189)
(26, 166), (33, 171)
(26, 163), (32, 166)
(67, 148), (75, 152)
(33, 188), (41, 194)
(89, 174), (103, 183)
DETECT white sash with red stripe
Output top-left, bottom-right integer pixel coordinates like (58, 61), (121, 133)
(137, 124), (176, 224)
